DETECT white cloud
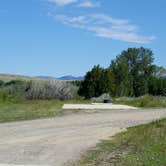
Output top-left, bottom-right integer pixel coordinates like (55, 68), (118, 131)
(78, 1), (100, 8)
(48, 0), (100, 8)
(53, 14), (155, 44)
(48, 0), (77, 6)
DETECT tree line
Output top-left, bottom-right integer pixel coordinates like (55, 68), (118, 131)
(0, 47), (165, 101)
(78, 47), (166, 99)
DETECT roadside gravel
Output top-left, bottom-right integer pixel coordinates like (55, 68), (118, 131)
(0, 108), (165, 166)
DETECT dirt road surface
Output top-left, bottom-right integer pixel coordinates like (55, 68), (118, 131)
(0, 109), (166, 166)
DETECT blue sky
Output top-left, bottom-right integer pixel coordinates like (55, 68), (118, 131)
(0, 0), (166, 77)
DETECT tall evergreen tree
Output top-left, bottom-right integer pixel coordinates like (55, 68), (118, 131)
(78, 65), (115, 99)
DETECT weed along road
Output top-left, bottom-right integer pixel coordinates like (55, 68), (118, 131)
(0, 109), (166, 166)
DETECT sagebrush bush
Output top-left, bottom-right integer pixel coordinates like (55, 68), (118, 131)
(0, 79), (78, 101)
(26, 80), (77, 100)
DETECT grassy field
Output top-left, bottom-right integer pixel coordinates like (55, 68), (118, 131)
(113, 95), (166, 108)
(0, 73), (58, 82)
(0, 99), (91, 123)
(0, 94), (165, 123)
(0, 100), (63, 123)
(71, 118), (166, 166)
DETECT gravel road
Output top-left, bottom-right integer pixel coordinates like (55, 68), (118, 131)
(0, 109), (166, 166)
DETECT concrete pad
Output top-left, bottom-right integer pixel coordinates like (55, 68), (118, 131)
(63, 103), (137, 110)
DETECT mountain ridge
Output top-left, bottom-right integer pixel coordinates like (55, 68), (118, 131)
(0, 73), (84, 81)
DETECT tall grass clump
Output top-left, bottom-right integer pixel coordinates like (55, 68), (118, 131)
(114, 95), (166, 108)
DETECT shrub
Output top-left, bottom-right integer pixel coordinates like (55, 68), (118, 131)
(26, 80), (77, 100)
(0, 80), (4, 87)
(0, 79), (78, 101)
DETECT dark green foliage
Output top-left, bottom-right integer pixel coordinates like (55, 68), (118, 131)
(149, 66), (166, 96)
(71, 80), (83, 87)
(110, 47), (156, 97)
(101, 68), (115, 96)
(0, 80), (31, 101)
(149, 77), (166, 96)
(110, 54), (133, 96)
(0, 80), (4, 87)
(78, 65), (102, 99)
(79, 47), (166, 99)
(78, 65), (115, 99)
(4, 80), (31, 93)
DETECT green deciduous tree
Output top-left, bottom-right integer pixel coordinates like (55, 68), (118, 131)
(0, 80), (4, 87)
(148, 65), (166, 96)
(110, 47), (155, 97)
(78, 47), (165, 98)
(101, 68), (116, 96)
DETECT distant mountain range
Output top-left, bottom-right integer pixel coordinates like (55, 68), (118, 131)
(35, 76), (57, 80)
(36, 75), (84, 81)
(0, 74), (60, 82)
(0, 73), (84, 82)
(58, 75), (84, 81)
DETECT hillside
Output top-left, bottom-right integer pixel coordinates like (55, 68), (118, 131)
(36, 75), (84, 81)
(0, 74), (57, 82)
(0, 74), (83, 82)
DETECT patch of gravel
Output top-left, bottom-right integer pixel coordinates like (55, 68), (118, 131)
(0, 109), (165, 166)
